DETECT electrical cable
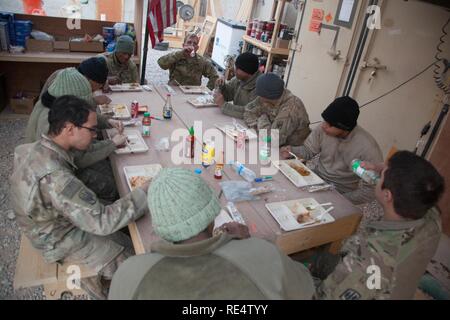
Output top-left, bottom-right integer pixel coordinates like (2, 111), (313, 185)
(433, 17), (450, 95)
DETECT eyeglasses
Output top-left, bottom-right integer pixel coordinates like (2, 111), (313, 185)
(78, 125), (98, 133)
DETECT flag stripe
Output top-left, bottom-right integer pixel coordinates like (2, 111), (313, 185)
(147, 0), (177, 48)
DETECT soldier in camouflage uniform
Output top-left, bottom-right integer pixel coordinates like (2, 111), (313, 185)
(101, 35), (139, 85)
(314, 151), (445, 300)
(157, 33), (218, 90)
(10, 96), (149, 299)
(25, 68), (127, 203)
(244, 73), (311, 146)
(40, 57), (112, 105)
(214, 52), (261, 119)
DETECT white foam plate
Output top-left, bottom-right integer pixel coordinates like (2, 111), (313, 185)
(98, 104), (131, 119)
(272, 159), (324, 187)
(215, 123), (258, 141)
(110, 83), (143, 92)
(106, 128), (149, 154)
(265, 198), (335, 231)
(123, 164), (162, 191)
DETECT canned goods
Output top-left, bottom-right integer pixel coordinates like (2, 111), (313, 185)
(131, 100), (139, 118)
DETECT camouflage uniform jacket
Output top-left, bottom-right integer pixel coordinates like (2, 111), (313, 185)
(317, 208), (442, 300)
(220, 71), (261, 119)
(157, 50), (218, 90)
(9, 135), (148, 266)
(292, 125), (383, 205)
(25, 100), (115, 168)
(244, 89), (311, 146)
(109, 234), (315, 299)
(101, 52), (139, 84)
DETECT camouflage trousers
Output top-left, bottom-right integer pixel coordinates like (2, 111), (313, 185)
(63, 231), (134, 300)
(75, 159), (119, 204)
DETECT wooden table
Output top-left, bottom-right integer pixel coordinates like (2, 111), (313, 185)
(107, 85), (362, 256)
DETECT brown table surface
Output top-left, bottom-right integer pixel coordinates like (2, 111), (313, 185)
(106, 85), (362, 255)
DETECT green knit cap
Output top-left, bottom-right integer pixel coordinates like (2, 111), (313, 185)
(48, 67), (93, 103)
(148, 168), (221, 242)
(115, 35), (134, 54)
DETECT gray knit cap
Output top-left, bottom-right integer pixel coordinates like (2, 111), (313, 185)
(256, 72), (285, 100)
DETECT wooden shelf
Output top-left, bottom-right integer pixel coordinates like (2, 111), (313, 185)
(242, 0), (291, 74)
(242, 35), (289, 55)
(0, 51), (140, 64)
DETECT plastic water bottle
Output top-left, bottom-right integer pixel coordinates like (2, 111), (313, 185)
(259, 135), (271, 166)
(351, 159), (380, 185)
(229, 160), (256, 182)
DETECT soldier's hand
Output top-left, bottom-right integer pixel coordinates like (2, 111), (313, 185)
(139, 180), (151, 193)
(218, 222), (250, 240)
(361, 161), (386, 174)
(213, 91), (225, 107)
(280, 146), (293, 160)
(112, 133), (127, 147)
(102, 83), (111, 93)
(215, 77), (225, 87)
(94, 95), (112, 105)
(108, 119), (124, 134)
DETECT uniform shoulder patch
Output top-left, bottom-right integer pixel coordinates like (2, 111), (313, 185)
(339, 289), (362, 300)
(78, 188), (97, 205)
(61, 178), (83, 199)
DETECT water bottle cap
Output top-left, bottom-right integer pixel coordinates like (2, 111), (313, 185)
(144, 112), (150, 117)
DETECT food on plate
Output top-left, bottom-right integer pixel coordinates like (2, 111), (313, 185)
(291, 202), (309, 215)
(296, 212), (313, 224)
(129, 176), (152, 189)
(289, 163), (311, 176)
(138, 105), (148, 113)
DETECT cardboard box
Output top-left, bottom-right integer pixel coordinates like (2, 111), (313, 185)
(10, 91), (38, 114)
(275, 38), (291, 49)
(69, 38), (104, 53)
(26, 38), (53, 52)
(54, 35), (70, 51)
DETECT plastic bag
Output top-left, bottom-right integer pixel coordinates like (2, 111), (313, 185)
(220, 181), (257, 202)
(155, 137), (170, 151)
(114, 23), (127, 36)
(30, 30), (54, 41)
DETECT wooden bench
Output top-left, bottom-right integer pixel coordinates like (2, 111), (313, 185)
(14, 235), (97, 300)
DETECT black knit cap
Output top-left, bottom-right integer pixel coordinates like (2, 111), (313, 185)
(235, 52), (259, 75)
(321, 96), (360, 131)
(78, 57), (108, 85)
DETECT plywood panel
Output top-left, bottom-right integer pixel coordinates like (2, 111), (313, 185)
(97, 0), (123, 22)
(14, 236), (58, 290)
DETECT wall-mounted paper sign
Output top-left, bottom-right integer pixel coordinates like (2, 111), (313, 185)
(312, 8), (324, 21)
(309, 20), (322, 33)
(334, 0), (358, 28)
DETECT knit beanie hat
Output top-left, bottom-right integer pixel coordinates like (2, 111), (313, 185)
(115, 35), (134, 54)
(148, 168), (221, 242)
(256, 72), (285, 100)
(78, 57), (108, 85)
(235, 52), (259, 75)
(321, 96), (360, 131)
(48, 67), (93, 103)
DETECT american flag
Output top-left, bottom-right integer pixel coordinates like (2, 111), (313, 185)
(147, 0), (177, 48)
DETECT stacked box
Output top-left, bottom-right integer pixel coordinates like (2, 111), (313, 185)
(14, 20), (32, 47)
(0, 12), (15, 46)
(0, 21), (10, 51)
